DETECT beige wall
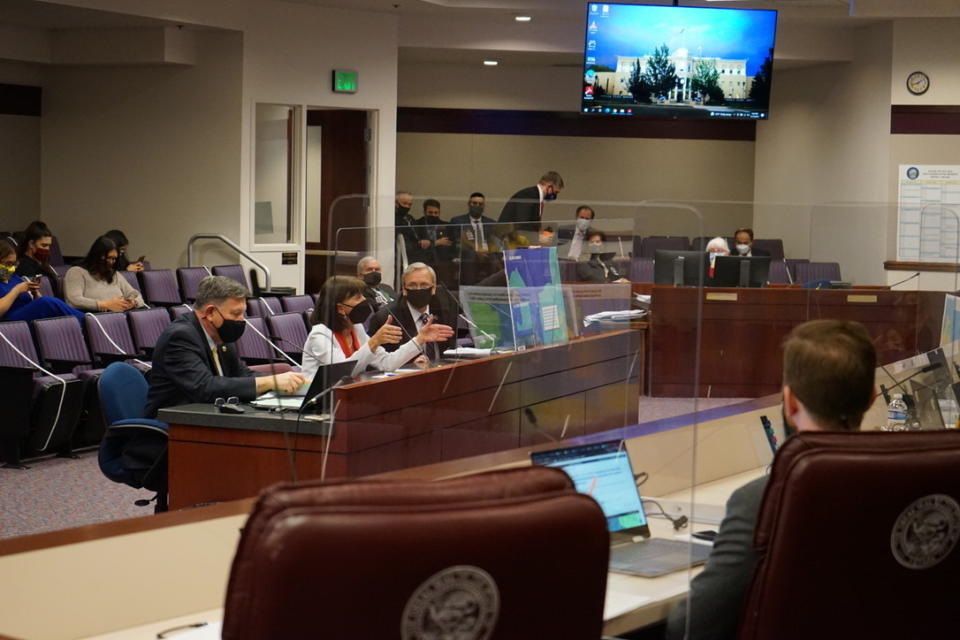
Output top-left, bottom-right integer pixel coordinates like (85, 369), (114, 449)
(891, 18), (960, 104)
(0, 61), (42, 232)
(396, 132), (755, 239)
(40, 30), (244, 268)
(754, 24), (893, 286)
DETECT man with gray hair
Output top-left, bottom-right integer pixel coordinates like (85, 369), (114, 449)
(366, 262), (456, 360)
(357, 255), (396, 310)
(145, 275), (305, 417)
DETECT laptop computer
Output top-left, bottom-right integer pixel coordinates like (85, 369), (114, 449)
(250, 360), (356, 412)
(532, 440), (712, 577)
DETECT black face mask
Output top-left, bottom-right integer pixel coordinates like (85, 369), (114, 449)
(396, 205), (411, 217)
(469, 205), (484, 218)
(543, 190), (558, 201)
(347, 300), (373, 324)
(213, 308), (246, 344)
(405, 288), (433, 309)
(362, 271), (382, 287)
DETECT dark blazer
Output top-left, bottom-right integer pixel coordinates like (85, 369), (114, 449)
(448, 213), (501, 254)
(498, 185), (542, 227)
(414, 216), (456, 263)
(665, 476), (767, 640)
(576, 255), (622, 283)
(395, 208), (420, 260)
(15, 254), (56, 280)
(742, 247), (770, 257)
(145, 312), (257, 417)
(367, 295), (457, 357)
(362, 283), (397, 310)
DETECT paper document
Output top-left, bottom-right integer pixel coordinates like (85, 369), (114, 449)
(443, 347), (494, 358)
(583, 309), (647, 327)
(603, 589), (653, 620)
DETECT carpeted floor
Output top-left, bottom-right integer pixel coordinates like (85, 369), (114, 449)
(0, 397), (748, 540)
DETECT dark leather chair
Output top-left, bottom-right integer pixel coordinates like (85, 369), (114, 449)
(222, 466), (609, 639)
(738, 430), (960, 640)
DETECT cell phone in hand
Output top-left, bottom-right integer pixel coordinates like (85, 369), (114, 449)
(31, 275), (42, 283)
(136, 255), (146, 263)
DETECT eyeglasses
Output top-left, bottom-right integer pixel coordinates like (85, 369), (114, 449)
(214, 396), (240, 408)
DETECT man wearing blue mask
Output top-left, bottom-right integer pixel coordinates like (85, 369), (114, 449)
(145, 276), (305, 417)
(498, 171), (565, 235)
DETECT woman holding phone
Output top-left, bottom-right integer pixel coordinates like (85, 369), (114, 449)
(64, 236), (145, 312)
(0, 242), (83, 322)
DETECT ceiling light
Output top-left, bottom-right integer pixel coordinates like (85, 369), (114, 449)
(515, 15), (532, 22)
(483, 60), (499, 66)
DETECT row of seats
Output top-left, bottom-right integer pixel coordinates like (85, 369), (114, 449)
(557, 256), (841, 284)
(637, 236), (786, 259)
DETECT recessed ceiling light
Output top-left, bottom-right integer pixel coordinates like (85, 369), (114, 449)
(515, 15), (532, 22)
(483, 60), (499, 66)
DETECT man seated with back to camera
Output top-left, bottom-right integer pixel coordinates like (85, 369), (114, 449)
(665, 319), (877, 640)
(367, 262), (458, 362)
(356, 255), (396, 310)
(145, 276), (305, 418)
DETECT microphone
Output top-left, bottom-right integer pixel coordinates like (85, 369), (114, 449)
(880, 361), (942, 405)
(889, 271), (921, 289)
(302, 374), (353, 409)
(243, 319), (301, 367)
(783, 259), (794, 285)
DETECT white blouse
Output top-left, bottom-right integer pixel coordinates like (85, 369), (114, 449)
(301, 322), (422, 380)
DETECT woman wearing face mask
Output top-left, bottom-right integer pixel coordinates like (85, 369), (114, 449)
(104, 229), (145, 273)
(63, 236), (145, 312)
(576, 231), (630, 283)
(705, 236), (730, 282)
(14, 220), (58, 282)
(0, 242), (84, 322)
(301, 276), (446, 380)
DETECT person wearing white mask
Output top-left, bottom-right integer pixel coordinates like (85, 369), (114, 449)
(733, 227), (770, 257)
(705, 236), (731, 281)
(576, 230), (629, 283)
(563, 205), (596, 259)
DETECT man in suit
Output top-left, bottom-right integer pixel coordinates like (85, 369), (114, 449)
(449, 192), (502, 286)
(414, 199), (457, 287)
(732, 226), (770, 257)
(367, 262), (457, 361)
(145, 276), (304, 417)
(394, 190), (419, 264)
(665, 319), (877, 640)
(559, 205), (596, 260)
(357, 255), (396, 310)
(498, 171), (565, 234)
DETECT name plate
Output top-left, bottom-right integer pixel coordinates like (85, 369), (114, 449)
(705, 292), (739, 302)
(847, 294), (878, 303)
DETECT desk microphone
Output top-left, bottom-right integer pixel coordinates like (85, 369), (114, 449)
(879, 361), (942, 405)
(889, 271), (921, 289)
(783, 259), (794, 285)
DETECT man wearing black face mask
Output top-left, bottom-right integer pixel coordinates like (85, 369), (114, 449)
(367, 262), (458, 359)
(357, 255), (396, 310)
(666, 320), (877, 640)
(450, 192), (502, 286)
(145, 276), (305, 417)
(498, 171), (565, 237)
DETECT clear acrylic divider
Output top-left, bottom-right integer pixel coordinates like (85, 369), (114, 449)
(322, 194), (704, 635)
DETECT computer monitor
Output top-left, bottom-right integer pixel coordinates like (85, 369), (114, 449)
(711, 255), (771, 288)
(653, 250), (706, 286)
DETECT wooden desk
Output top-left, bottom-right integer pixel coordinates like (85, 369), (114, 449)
(649, 286), (943, 397)
(162, 329), (643, 509)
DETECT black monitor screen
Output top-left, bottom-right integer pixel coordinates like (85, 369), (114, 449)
(582, 3), (778, 120)
(654, 250), (706, 286)
(711, 255), (771, 288)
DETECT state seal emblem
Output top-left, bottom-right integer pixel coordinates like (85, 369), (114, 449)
(890, 493), (960, 570)
(400, 565), (500, 640)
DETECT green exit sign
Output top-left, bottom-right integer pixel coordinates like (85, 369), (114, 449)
(332, 69), (358, 93)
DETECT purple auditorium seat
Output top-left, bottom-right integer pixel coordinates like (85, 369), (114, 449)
(690, 236), (712, 252)
(752, 239), (785, 260)
(141, 270), (183, 306)
(177, 267), (211, 302)
(245, 298), (264, 317)
(302, 310), (313, 331)
(767, 260), (790, 284)
(128, 308), (171, 356)
(170, 304), (193, 319)
(49, 236), (65, 266)
(83, 312), (148, 370)
(266, 312), (309, 364)
(212, 265), (250, 291)
(281, 295), (314, 314)
(236, 316), (275, 364)
(795, 261), (842, 284)
(33, 315), (96, 375)
(631, 257), (654, 283)
(38, 275), (56, 298)
(558, 259), (578, 282)
(51, 264), (71, 279)
(640, 236), (690, 258)
(259, 296), (282, 316)
(119, 270), (142, 294)
(0, 321), (84, 458)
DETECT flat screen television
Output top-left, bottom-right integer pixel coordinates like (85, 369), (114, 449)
(654, 250), (706, 287)
(711, 255), (771, 288)
(581, 3), (778, 119)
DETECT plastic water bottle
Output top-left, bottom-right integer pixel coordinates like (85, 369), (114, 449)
(885, 394), (908, 431)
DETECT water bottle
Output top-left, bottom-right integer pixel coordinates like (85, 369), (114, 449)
(885, 394), (908, 431)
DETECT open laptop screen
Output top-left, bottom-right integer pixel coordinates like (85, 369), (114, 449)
(532, 440), (648, 535)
